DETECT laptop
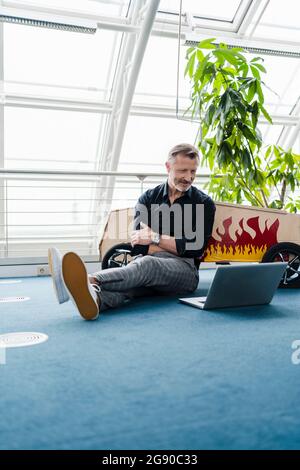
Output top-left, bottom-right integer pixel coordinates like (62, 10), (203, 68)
(179, 262), (287, 310)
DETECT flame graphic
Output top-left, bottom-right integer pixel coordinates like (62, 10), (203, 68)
(203, 216), (279, 262)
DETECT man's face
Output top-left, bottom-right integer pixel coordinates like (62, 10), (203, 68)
(166, 153), (198, 193)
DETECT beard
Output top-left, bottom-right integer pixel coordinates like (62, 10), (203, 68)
(174, 178), (192, 192)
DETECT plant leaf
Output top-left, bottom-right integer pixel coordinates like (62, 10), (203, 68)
(260, 105), (273, 124)
(197, 38), (217, 49)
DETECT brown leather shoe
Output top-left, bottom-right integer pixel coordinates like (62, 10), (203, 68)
(62, 252), (100, 320)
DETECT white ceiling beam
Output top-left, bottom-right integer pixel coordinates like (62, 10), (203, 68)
(3, 0), (300, 52)
(247, 0), (270, 38)
(277, 98), (300, 149)
(184, 33), (300, 58)
(2, 93), (299, 126)
(237, 0), (268, 36)
(92, 0), (160, 245)
(284, 119), (300, 150)
(105, 0), (161, 172)
(0, 5), (97, 33)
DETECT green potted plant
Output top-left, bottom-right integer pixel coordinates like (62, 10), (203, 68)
(185, 38), (300, 213)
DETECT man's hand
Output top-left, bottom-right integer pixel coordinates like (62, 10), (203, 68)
(131, 222), (178, 257)
(148, 244), (164, 254)
(131, 222), (153, 247)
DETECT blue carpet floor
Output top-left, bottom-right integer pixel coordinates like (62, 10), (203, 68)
(1, 270), (300, 450)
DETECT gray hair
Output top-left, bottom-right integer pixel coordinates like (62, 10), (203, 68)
(167, 143), (200, 164)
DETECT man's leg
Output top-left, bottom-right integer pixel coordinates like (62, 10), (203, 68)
(48, 248), (156, 315)
(59, 251), (198, 320)
(48, 247), (70, 304)
(61, 252), (100, 321)
(60, 252), (158, 318)
(91, 253), (198, 312)
(95, 286), (156, 311)
(94, 252), (199, 295)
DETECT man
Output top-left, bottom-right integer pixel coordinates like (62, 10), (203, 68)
(49, 143), (216, 320)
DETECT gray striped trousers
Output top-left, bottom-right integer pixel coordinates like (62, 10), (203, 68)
(93, 251), (199, 311)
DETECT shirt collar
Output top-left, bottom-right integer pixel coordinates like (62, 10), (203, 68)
(163, 180), (193, 200)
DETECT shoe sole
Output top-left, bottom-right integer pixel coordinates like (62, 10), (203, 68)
(62, 252), (99, 321)
(48, 248), (69, 304)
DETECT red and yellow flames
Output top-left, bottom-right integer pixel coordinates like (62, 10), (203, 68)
(203, 216), (279, 262)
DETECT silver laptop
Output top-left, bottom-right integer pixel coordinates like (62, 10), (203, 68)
(179, 262), (287, 310)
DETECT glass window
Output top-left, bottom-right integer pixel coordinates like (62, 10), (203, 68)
(5, 179), (98, 256)
(3, 0), (130, 17)
(259, 56), (300, 115)
(2, 81), (107, 102)
(135, 36), (190, 108)
(118, 115), (200, 173)
(261, 124), (285, 146)
(4, 107), (104, 171)
(159, 0), (243, 22)
(4, 23), (122, 92)
(254, 0), (300, 42)
(136, 39), (298, 121)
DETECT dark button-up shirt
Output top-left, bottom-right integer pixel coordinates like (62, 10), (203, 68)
(132, 180), (216, 268)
